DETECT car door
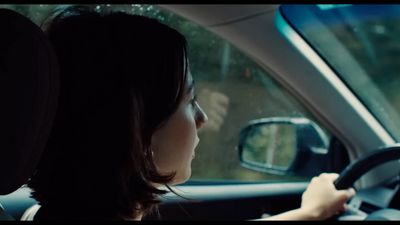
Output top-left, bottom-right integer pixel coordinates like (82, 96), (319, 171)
(146, 4), (399, 220)
(139, 4), (351, 220)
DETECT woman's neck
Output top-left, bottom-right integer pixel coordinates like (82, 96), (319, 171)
(125, 213), (143, 221)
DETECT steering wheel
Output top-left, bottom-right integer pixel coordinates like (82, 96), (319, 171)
(333, 145), (400, 220)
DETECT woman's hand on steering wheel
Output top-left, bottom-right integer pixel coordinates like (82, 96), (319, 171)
(300, 173), (356, 220)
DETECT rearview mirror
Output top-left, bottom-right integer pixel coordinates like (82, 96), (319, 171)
(238, 117), (330, 177)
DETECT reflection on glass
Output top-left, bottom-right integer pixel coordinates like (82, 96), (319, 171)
(242, 124), (296, 170)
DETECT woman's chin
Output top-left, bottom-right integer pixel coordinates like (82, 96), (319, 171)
(171, 168), (192, 185)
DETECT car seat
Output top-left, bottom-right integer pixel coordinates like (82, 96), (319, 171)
(0, 8), (59, 220)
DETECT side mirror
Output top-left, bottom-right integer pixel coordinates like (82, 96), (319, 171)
(238, 117), (330, 177)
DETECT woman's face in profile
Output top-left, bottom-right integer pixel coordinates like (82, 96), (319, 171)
(151, 71), (208, 185)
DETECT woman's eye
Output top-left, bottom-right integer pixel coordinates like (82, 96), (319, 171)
(190, 95), (197, 107)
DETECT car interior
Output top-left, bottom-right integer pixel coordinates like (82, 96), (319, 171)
(0, 4), (399, 220)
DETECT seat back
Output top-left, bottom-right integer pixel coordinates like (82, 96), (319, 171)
(0, 8), (59, 219)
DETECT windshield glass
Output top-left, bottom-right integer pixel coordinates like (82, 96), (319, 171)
(281, 4), (400, 141)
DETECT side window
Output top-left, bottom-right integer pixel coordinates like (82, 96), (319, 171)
(156, 8), (332, 182)
(4, 4), (332, 182)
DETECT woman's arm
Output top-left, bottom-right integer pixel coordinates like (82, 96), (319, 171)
(257, 173), (356, 220)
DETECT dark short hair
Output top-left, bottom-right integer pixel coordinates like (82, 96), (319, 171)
(28, 5), (189, 220)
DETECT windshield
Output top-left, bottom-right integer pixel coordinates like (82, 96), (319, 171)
(281, 4), (400, 141)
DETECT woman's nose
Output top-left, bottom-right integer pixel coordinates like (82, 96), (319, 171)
(196, 103), (208, 129)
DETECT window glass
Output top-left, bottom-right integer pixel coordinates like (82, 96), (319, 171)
(3, 4), (333, 182)
(281, 4), (400, 141)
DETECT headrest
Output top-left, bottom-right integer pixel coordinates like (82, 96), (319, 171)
(0, 8), (59, 195)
